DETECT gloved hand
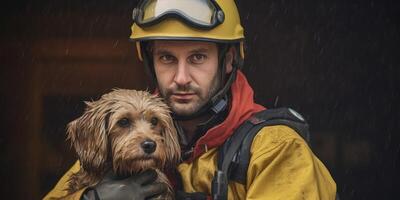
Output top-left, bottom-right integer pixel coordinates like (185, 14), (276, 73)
(175, 191), (207, 200)
(81, 169), (167, 200)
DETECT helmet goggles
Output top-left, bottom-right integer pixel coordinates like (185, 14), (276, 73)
(133, 0), (225, 30)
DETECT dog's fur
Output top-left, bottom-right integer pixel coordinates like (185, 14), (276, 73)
(65, 89), (180, 199)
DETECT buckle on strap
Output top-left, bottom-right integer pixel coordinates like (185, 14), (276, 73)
(211, 170), (228, 200)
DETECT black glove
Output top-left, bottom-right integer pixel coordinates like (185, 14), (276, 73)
(81, 169), (167, 200)
(175, 191), (207, 200)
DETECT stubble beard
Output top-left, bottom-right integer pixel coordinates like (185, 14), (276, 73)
(160, 73), (221, 116)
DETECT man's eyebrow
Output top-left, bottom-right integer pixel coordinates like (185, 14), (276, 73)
(153, 49), (172, 56)
(153, 47), (210, 55)
(189, 48), (209, 54)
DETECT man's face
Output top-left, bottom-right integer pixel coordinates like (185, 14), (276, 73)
(152, 41), (222, 116)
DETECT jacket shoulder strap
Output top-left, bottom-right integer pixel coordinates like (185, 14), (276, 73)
(211, 114), (258, 200)
(211, 108), (309, 200)
(231, 108), (310, 184)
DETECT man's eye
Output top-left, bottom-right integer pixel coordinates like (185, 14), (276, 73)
(190, 54), (206, 64)
(117, 118), (131, 128)
(159, 55), (175, 63)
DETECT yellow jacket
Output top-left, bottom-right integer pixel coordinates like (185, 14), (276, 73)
(44, 125), (336, 200)
(44, 72), (336, 199)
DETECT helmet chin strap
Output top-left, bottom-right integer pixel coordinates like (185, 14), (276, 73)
(171, 94), (229, 121)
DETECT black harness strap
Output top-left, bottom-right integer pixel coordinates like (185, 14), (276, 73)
(211, 119), (256, 200)
(211, 108), (310, 200)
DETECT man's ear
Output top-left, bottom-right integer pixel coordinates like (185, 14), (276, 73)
(225, 46), (236, 74)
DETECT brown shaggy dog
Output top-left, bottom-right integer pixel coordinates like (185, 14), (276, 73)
(65, 89), (180, 199)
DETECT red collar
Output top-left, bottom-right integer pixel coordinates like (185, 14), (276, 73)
(187, 71), (265, 162)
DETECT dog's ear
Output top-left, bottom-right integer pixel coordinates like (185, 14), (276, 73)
(67, 100), (112, 173)
(161, 115), (181, 164)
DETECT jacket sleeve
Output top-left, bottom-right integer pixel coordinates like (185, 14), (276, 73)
(245, 125), (337, 200)
(43, 161), (87, 200)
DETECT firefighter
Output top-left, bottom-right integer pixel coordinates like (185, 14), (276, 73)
(45, 0), (336, 199)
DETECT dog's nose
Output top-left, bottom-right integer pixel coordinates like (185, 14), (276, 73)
(141, 139), (157, 154)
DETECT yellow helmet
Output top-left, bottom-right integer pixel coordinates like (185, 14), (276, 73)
(130, 0), (245, 61)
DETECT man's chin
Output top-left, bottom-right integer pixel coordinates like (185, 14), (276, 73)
(170, 103), (200, 116)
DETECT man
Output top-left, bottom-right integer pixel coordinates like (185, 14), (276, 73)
(45, 0), (336, 199)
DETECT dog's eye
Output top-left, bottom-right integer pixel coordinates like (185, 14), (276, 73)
(117, 118), (130, 128)
(150, 117), (158, 126)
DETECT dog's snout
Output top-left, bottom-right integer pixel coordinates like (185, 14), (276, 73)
(141, 139), (157, 154)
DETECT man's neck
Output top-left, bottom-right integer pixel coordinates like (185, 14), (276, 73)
(177, 114), (211, 143)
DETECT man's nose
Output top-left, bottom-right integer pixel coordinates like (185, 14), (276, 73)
(174, 61), (191, 86)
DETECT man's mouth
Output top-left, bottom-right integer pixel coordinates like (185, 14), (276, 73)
(171, 93), (195, 102)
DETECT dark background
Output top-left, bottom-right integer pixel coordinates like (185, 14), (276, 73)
(1, 0), (399, 199)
